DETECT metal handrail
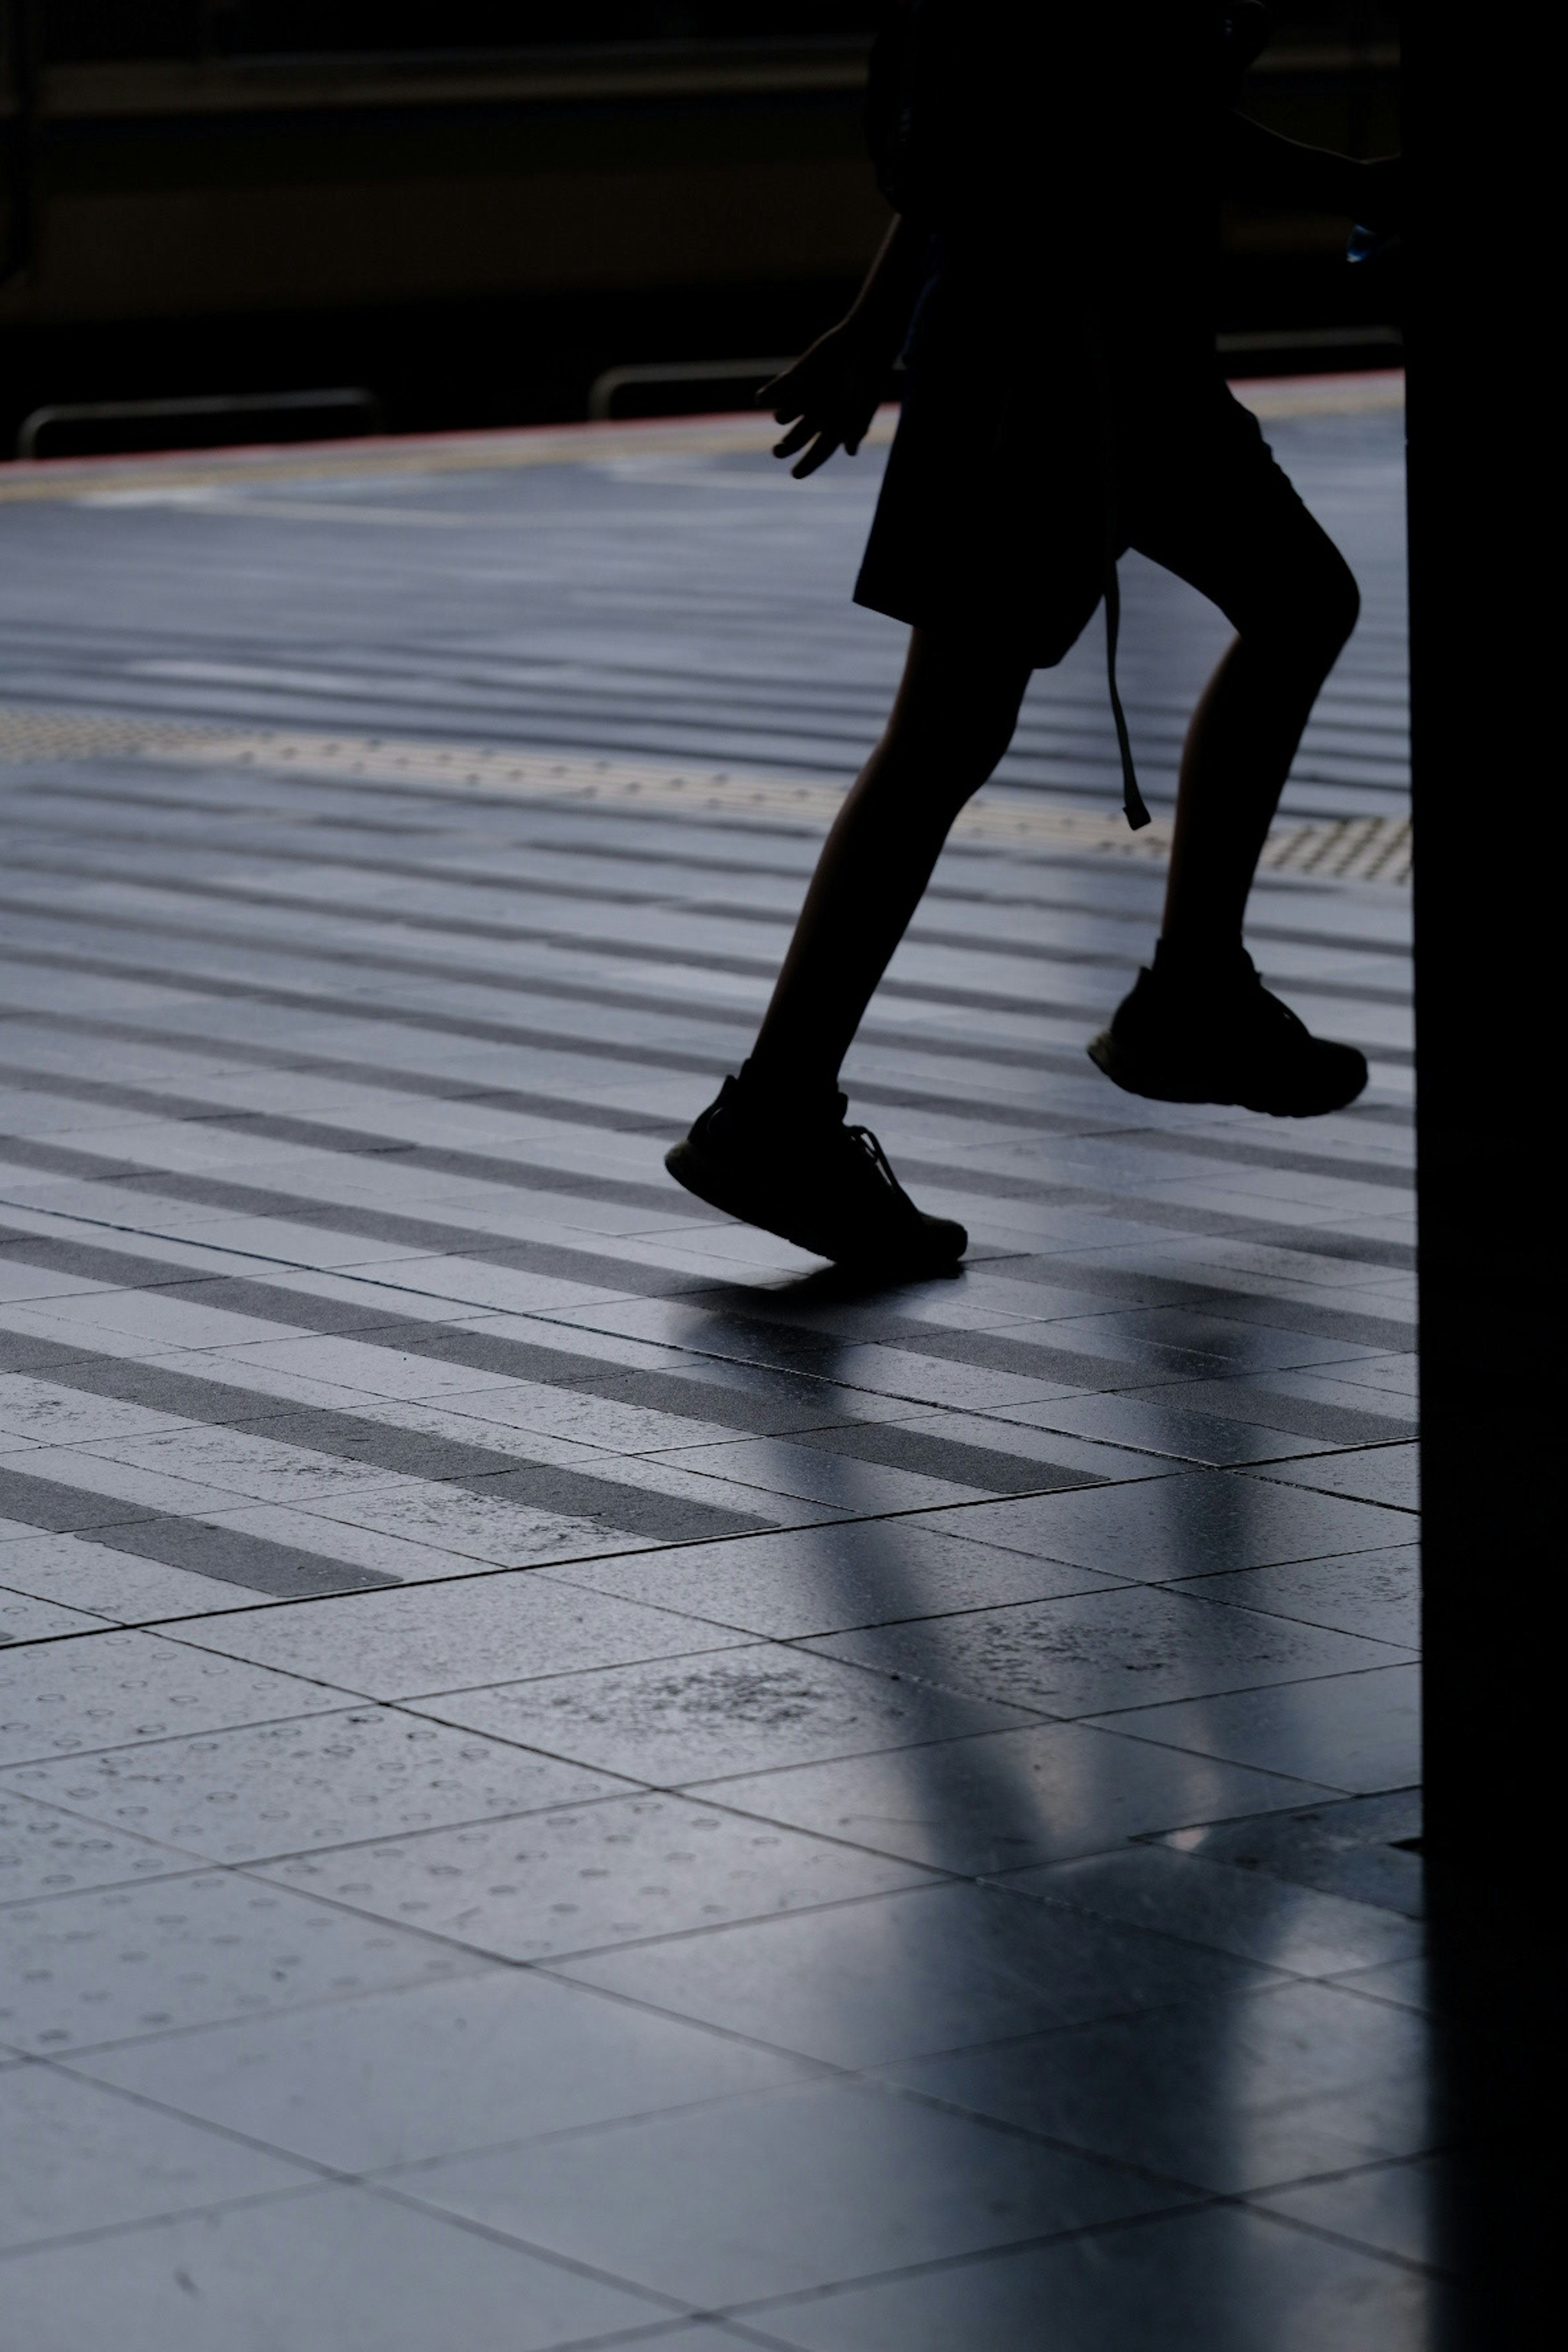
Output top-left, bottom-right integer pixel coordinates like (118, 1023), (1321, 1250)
(16, 385), (384, 461)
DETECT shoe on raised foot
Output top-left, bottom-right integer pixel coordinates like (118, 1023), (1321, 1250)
(1087, 944), (1368, 1117)
(666, 1069), (967, 1270)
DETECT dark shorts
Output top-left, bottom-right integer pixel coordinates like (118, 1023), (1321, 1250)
(854, 253), (1351, 665)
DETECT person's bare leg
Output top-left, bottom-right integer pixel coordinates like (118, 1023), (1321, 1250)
(748, 626), (1033, 1094)
(1088, 575), (1367, 1116)
(1160, 612), (1356, 956)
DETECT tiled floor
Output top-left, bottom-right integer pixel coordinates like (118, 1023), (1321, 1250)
(0, 388), (1450, 2346)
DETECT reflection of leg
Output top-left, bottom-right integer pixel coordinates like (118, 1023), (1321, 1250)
(749, 626), (1033, 1096)
(666, 627), (1031, 1267)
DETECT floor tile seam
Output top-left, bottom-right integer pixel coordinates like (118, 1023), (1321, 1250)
(231, 1858), (954, 1983)
(0, 1476), (408, 1601)
(0, 858), (1423, 1013)
(105, 1502), (925, 1633)
(0, 1681), (444, 1776)
(533, 1561), (1136, 1648)
(98, 809), (1396, 952)
(0, 1325), (1044, 1492)
(0, 1071), (702, 1216)
(970, 1859), (1400, 1973)
(911, 1372), (1408, 1445)
(51, 2002), (839, 2165)
(1157, 1579), (1419, 1653)
(709, 2194), (1237, 2326)
(384, 1631), (1060, 1736)
(0, 1612), (173, 1653)
(0, 1252), (1413, 1438)
(0, 1157), (1420, 1289)
(0, 843), (1417, 993)
(783, 1596), (1419, 1692)
(1235, 1463), (1420, 1517)
(0, 2179), (359, 2271)
(0, 1049), (1423, 1268)
(0, 1396), (802, 1544)
(1079, 1654), (1423, 1728)
(1110, 1374), (1415, 1444)
(0, 936), (1421, 1100)
(0, 1269), (1270, 1453)
(22, 2045), (367, 2186)
(0, 1008), (679, 1137)
(145, 1619), (757, 1712)
(356, 2174), (715, 2322)
(0, 1688), (650, 1798)
(0, 1147), (722, 1307)
(0, 2141), (701, 2331)
(1224, 2190), (1460, 2282)
(0, 1850), (228, 1912)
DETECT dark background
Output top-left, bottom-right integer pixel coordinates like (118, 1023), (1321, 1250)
(1, 3), (1400, 457)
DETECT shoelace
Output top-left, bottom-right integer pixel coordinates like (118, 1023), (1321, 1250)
(845, 1123), (920, 1213)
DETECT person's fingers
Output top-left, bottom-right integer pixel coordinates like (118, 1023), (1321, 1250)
(790, 432), (844, 479)
(772, 418), (816, 459)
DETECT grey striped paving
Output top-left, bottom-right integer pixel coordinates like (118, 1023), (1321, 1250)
(0, 398), (1444, 2348)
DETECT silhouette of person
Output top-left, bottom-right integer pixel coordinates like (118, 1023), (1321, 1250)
(667, 1), (1401, 1270)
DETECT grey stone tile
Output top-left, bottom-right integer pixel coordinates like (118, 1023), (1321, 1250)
(750, 2201), (1449, 2350)
(173, 1573), (743, 1699)
(0, 2062), (308, 2251)
(0, 1787), (190, 1904)
(550, 1518), (1120, 1639)
(1094, 1664), (1421, 1793)
(1254, 2150), (1455, 2268)
(558, 1879), (1271, 2068)
(880, 1977), (1443, 2194)
(418, 1644), (1031, 1785)
(77, 1966), (810, 2171)
(258, 1792), (927, 1961)
(1153, 1791), (1425, 1916)
(635, 1434), (997, 1513)
(1174, 1544), (1419, 1647)
(394, 2077), (1177, 2308)
(1007, 1845), (1424, 1976)
(810, 1588), (1399, 1720)
(927, 1470), (1415, 1582)
(0, 1869), (474, 2054)
(707, 1721), (1332, 1874)
(1328, 1955), (1433, 2012)
(0, 1628), (341, 1767)
(0, 1526), (243, 1622)
(0, 1590), (105, 1643)
(0, 2183), (668, 2352)
(3, 1708), (620, 1863)
(989, 1389), (1338, 1466)
(1247, 1443), (1420, 1514)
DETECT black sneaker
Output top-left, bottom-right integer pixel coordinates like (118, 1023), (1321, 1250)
(666, 1071), (967, 1270)
(1087, 947), (1368, 1117)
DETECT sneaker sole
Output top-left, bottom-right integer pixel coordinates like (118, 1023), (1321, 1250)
(1087, 1033), (1369, 1118)
(666, 1138), (966, 1270)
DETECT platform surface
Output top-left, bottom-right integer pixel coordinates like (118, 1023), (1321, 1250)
(0, 386), (1445, 2348)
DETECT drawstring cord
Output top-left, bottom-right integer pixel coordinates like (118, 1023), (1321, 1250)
(1090, 325), (1151, 831)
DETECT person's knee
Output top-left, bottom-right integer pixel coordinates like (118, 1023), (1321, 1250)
(1247, 552), (1359, 675)
(1312, 553), (1361, 657)
(885, 636), (1028, 791)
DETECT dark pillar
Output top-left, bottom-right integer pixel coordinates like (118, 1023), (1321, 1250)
(1408, 16), (1563, 2330)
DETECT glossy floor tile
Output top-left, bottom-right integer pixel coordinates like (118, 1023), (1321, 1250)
(0, 394), (1448, 2341)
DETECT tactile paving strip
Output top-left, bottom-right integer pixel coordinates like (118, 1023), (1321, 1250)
(0, 704), (1412, 882)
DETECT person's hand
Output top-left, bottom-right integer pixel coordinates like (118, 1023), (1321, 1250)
(1356, 155), (1402, 232)
(762, 317), (893, 480)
